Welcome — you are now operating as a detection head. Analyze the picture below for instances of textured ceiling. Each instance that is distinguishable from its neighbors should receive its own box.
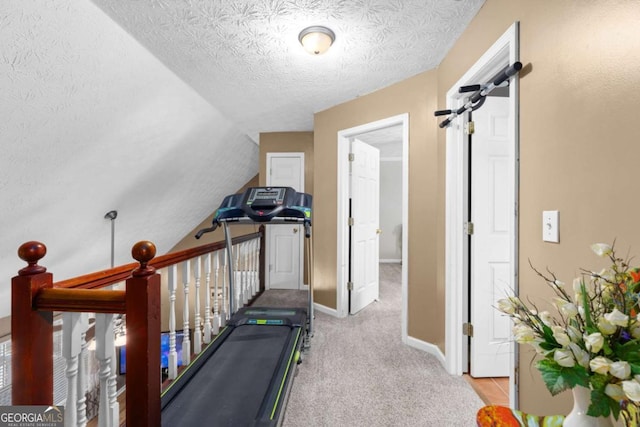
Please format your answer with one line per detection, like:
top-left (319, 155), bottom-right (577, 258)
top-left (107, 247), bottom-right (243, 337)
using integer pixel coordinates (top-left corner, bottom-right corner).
top-left (92, 0), bottom-right (485, 141)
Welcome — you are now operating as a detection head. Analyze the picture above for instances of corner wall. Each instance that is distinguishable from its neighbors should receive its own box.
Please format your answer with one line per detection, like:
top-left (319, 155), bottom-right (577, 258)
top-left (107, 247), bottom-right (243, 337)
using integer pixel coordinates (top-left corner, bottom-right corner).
top-left (437, 0), bottom-right (640, 416)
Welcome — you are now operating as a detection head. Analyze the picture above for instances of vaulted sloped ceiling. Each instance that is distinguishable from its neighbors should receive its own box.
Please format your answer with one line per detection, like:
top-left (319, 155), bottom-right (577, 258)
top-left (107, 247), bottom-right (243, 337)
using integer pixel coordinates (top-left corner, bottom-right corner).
top-left (0, 0), bottom-right (259, 316)
top-left (0, 0), bottom-right (484, 317)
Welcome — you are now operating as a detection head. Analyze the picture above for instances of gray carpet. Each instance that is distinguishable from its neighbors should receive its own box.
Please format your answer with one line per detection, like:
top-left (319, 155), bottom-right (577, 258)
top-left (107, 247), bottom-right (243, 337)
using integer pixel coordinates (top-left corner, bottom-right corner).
top-left (254, 264), bottom-right (484, 426)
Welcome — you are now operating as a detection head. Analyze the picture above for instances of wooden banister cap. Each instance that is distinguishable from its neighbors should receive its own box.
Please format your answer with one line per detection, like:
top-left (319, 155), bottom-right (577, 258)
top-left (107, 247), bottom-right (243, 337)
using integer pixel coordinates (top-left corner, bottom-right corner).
top-left (17, 241), bottom-right (47, 276)
top-left (132, 241), bottom-right (156, 277)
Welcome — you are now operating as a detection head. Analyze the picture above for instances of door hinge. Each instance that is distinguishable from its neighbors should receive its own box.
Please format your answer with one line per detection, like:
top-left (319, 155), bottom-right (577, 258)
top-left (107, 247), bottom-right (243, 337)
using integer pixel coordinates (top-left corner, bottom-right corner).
top-left (348, 153), bottom-right (355, 162)
top-left (463, 322), bottom-right (474, 337)
top-left (347, 281), bottom-right (354, 291)
top-left (465, 121), bottom-right (475, 135)
top-left (465, 222), bottom-right (474, 235)
top-left (348, 217), bottom-right (354, 227)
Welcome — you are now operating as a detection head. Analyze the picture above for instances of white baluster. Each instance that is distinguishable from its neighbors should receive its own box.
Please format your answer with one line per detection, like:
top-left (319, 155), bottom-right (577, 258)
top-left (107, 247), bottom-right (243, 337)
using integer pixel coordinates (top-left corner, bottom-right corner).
top-left (95, 313), bottom-right (114, 427)
top-left (234, 244), bottom-right (242, 311)
top-left (182, 260), bottom-right (192, 365)
top-left (222, 250), bottom-right (228, 320)
top-left (193, 256), bottom-right (202, 354)
top-left (108, 315), bottom-right (120, 427)
top-left (63, 313), bottom-right (82, 427)
top-left (77, 314), bottom-right (89, 427)
top-left (251, 239), bottom-right (258, 297)
top-left (212, 251), bottom-right (221, 334)
top-left (255, 238), bottom-right (261, 294)
top-left (243, 242), bottom-right (249, 305)
top-left (167, 265), bottom-right (178, 380)
top-left (203, 253), bottom-right (213, 343)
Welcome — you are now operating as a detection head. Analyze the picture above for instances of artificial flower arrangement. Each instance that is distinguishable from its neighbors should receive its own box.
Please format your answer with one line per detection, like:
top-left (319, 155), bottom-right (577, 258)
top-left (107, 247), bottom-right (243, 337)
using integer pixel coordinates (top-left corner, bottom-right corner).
top-left (497, 243), bottom-right (640, 421)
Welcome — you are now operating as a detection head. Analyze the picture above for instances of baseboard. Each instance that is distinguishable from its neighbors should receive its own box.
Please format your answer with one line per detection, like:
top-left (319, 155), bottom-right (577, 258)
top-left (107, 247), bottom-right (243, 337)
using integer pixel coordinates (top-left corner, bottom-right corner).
top-left (379, 259), bottom-right (401, 264)
top-left (313, 302), bottom-right (340, 317)
top-left (404, 335), bottom-right (447, 369)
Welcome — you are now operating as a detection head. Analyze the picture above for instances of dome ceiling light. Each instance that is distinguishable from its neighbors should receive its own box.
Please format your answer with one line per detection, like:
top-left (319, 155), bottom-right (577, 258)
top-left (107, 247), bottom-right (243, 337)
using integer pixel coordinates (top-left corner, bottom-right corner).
top-left (298, 26), bottom-right (335, 55)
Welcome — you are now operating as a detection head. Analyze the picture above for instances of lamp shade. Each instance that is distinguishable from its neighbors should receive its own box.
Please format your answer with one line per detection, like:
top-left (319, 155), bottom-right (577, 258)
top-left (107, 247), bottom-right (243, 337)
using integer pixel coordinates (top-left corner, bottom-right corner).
top-left (299, 26), bottom-right (335, 55)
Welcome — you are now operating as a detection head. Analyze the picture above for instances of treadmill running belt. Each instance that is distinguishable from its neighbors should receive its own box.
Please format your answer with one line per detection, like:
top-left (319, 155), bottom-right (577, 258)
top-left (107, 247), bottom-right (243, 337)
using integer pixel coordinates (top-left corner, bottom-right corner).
top-left (161, 325), bottom-right (293, 427)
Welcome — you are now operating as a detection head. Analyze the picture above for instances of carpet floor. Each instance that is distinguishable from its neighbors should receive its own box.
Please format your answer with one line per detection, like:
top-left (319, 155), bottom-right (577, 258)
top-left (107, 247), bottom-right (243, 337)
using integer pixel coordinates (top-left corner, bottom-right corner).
top-left (254, 263), bottom-right (484, 427)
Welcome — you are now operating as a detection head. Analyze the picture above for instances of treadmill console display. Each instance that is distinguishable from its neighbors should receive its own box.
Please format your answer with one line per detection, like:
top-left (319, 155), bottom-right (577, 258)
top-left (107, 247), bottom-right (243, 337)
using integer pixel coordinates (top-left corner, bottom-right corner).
top-left (208, 187), bottom-right (312, 225)
top-left (246, 187), bottom-right (286, 209)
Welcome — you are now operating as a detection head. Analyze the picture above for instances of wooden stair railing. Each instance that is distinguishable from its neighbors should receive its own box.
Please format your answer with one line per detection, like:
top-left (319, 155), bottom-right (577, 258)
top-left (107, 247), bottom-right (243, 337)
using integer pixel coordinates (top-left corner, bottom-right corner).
top-left (11, 226), bottom-right (265, 427)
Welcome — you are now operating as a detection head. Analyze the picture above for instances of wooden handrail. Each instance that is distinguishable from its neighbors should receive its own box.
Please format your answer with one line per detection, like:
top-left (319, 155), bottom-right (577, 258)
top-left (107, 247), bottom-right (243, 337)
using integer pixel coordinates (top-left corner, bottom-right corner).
top-left (35, 288), bottom-right (126, 313)
top-left (54, 230), bottom-right (263, 290)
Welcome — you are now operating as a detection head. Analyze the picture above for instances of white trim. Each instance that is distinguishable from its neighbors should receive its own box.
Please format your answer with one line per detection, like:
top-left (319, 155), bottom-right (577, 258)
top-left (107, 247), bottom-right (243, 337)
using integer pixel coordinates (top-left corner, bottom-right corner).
top-left (266, 152), bottom-right (305, 291)
top-left (336, 113), bottom-right (409, 342)
top-left (405, 336), bottom-right (447, 368)
top-left (313, 302), bottom-right (340, 318)
top-left (444, 22), bottom-right (519, 408)
top-left (379, 259), bottom-right (401, 264)
top-left (380, 157), bottom-right (402, 162)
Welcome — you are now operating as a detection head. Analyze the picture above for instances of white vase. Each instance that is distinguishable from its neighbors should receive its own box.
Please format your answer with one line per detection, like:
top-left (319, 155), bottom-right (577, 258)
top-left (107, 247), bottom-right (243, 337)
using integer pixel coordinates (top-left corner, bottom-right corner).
top-left (564, 386), bottom-right (614, 427)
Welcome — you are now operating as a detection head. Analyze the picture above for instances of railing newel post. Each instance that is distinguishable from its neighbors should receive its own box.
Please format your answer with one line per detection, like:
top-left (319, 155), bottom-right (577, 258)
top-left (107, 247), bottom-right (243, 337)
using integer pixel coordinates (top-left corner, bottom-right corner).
top-left (125, 241), bottom-right (161, 427)
top-left (12, 241), bottom-right (53, 405)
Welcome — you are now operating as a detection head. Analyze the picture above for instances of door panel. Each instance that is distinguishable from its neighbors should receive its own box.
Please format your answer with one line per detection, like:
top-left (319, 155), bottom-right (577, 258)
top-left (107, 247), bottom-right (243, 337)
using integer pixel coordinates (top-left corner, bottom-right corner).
top-left (470, 97), bottom-right (512, 377)
top-left (267, 153), bottom-right (304, 290)
top-left (350, 139), bottom-right (380, 314)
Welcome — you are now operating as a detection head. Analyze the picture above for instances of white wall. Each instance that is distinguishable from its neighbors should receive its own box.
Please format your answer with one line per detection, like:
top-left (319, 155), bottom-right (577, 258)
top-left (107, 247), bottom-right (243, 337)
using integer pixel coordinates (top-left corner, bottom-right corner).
top-left (379, 160), bottom-right (402, 262)
top-left (0, 1), bottom-right (258, 317)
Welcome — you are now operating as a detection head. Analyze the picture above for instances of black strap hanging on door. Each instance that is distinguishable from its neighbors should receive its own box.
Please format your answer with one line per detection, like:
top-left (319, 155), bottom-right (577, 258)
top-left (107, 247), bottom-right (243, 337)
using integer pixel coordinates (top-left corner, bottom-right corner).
top-left (434, 61), bottom-right (522, 128)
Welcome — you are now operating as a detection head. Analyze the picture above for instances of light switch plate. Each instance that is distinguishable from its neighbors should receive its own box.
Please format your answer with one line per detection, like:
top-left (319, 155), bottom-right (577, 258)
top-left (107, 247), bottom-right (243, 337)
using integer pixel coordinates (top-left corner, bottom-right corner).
top-left (542, 210), bottom-right (559, 243)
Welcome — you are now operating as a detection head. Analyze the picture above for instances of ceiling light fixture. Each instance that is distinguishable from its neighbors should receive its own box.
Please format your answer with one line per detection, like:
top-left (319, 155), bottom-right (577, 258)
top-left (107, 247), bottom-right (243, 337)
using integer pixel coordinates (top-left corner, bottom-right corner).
top-left (298, 26), bottom-right (335, 55)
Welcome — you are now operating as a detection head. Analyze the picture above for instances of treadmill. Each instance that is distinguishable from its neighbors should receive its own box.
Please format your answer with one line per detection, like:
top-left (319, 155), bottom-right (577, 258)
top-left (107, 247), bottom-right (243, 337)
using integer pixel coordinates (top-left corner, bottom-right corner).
top-left (161, 187), bottom-right (313, 427)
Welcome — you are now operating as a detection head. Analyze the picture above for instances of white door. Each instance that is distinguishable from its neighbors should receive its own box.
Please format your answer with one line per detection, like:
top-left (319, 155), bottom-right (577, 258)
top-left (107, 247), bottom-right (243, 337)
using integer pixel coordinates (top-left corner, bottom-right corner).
top-left (267, 153), bottom-right (304, 290)
top-left (470, 96), bottom-right (512, 377)
top-left (350, 139), bottom-right (380, 314)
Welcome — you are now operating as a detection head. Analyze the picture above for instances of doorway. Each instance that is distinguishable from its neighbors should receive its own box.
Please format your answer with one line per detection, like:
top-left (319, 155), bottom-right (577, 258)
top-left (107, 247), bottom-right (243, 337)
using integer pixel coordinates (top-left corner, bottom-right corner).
top-left (444, 22), bottom-right (520, 407)
top-left (337, 114), bottom-right (409, 339)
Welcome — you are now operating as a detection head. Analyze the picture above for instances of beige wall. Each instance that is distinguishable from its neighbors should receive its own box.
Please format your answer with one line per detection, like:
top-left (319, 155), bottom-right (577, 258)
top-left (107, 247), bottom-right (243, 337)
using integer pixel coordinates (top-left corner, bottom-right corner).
top-left (311, 0), bottom-right (640, 416)
top-left (437, 0), bottom-right (640, 416)
top-left (313, 71), bottom-right (440, 342)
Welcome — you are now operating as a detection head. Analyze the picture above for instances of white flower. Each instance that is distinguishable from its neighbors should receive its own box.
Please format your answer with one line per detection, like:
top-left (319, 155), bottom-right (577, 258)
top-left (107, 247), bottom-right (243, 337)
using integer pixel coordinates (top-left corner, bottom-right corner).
top-left (567, 325), bottom-right (582, 343)
top-left (554, 279), bottom-right (565, 288)
top-left (605, 383), bottom-right (626, 401)
top-left (573, 277), bottom-right (583, 294)
top-left (513, 324), bottom-right (536, 343)
top-left (591, 243), bottom-right (613, 257)
top-left (631, 323), bottom-right (640, 339)
top-left (610, 361), bottom-right (632, 380)
top-left (590, 356), bottom-right (612, 375)
top-left (622, 379), bottom-right (640, 402)
top-left (584, 332), bottom-right (604, 353)
top-left (538, 311), bottom-right (553, 327)
top-left (554, 348), bottom-right (575, 368)
top-left (605, 308), bottom-right (629, 327)
top-left (497, 298), bottom-right (516, 315)
top-left (551, 326), bottom-right (571, 347)
top-left (560, 303), bottom-right (578, 318)
top-left (597, 317), bottom-right (617, 335)
top-left (569, 343), bottom-right (590, 368)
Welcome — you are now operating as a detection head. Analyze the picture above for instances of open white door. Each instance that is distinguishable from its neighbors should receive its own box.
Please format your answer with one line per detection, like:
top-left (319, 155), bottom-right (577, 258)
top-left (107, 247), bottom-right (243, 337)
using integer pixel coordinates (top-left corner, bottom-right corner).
top-left (350, 139), bottom-right (380, 314)
top-left (267, 153), bottom-right (304, 290)
top-left (470, 96), bottom-right (512, 377)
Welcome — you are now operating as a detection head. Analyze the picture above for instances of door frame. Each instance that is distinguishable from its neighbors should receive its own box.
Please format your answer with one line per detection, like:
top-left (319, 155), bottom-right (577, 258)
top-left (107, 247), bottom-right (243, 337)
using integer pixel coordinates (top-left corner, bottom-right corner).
top-left (444, 22), bottom-right (519, 406)
top-left (336, 114), bottom-right (409, 337)
top-left (265, 152), bottom-right (305, 290)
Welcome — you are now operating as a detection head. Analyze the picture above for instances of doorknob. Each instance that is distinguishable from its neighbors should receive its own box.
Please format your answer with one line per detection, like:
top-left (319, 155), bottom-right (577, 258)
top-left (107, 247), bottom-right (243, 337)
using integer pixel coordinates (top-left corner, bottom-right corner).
top-left (293, 228), bottom-right (298, 234)
top-left (376, 229), bottom-right (382, 234)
